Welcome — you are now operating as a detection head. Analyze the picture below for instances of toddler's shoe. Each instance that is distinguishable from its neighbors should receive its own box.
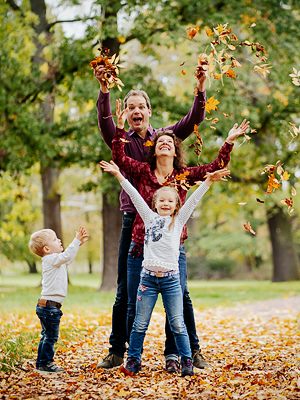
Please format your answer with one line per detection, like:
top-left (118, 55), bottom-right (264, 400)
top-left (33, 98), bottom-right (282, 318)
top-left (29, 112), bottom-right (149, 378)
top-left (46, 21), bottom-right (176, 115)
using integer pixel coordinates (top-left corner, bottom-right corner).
top-left (120, 357), bottom-right (141, 376)
top-left (181, 357), bottom-right (194, 377)
top-left (37, 362), bottom-right (65, 373)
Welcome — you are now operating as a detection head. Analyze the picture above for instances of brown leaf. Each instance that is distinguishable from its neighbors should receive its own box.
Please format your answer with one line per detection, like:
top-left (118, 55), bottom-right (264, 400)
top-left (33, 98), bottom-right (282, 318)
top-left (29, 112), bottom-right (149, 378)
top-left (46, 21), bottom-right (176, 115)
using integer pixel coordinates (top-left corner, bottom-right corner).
top-left (243, 221), bottom-right (256, 235)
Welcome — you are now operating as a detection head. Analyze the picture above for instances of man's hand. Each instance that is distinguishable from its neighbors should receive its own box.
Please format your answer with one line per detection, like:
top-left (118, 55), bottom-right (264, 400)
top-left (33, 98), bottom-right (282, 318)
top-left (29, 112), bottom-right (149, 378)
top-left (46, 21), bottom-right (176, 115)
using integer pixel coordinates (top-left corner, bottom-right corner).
top-left (195, 64), bottom-right (207, 92)
top-left (94, 66), bottom-right (109, 93)
top-left (116, 99), bottom-right (128, 129)
top-left (226, 119), bottom-right (250, 144)
top-left (76, 226), bottom-right (89, 246)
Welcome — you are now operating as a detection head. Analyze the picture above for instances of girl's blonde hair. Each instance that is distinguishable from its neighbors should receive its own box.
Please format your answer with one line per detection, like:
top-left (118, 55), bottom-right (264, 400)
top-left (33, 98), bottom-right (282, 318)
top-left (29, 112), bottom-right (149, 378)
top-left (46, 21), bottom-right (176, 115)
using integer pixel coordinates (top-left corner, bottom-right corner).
top-left (152, 186), bottom-right (181, 230)
top-left (28, 229), bottom-right (54, 257)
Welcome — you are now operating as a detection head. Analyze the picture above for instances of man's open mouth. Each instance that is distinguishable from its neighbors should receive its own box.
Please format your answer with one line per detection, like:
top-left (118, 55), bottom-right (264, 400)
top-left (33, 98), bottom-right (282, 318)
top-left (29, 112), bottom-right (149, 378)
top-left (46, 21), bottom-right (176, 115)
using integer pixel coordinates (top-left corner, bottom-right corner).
top-left (133, 117), bottom-right (143, 123)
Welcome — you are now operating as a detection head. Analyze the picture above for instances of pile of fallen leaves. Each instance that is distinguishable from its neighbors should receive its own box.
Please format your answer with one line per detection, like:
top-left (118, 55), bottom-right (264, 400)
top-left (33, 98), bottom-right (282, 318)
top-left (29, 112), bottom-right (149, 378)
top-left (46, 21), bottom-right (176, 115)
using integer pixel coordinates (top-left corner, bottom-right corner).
top-left (1, 300), bottom-right (299, 399)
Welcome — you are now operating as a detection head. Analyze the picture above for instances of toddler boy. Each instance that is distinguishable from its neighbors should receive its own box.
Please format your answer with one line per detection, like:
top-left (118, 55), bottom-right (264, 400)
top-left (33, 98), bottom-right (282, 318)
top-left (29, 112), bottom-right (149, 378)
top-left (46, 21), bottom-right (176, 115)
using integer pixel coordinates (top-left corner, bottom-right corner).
top-left (29, 227), bottom-right (88, 373)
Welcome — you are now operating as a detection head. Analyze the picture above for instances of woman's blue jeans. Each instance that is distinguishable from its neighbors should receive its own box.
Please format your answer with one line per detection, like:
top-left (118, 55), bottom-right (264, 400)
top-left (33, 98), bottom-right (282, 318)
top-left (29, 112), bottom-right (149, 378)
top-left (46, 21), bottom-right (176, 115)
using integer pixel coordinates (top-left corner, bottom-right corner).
top-left (36, 305), bottom-right (63, 368)
top-left (127, 241), bottom-right (200, 357)
top-left (128, 272), bottom-right (191, 361)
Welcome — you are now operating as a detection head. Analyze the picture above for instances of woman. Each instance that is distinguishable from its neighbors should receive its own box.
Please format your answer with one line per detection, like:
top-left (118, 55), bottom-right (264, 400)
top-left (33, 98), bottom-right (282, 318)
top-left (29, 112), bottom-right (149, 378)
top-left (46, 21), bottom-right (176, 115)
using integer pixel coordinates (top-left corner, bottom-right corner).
top-left (112, 99), bottom-right (249, 372)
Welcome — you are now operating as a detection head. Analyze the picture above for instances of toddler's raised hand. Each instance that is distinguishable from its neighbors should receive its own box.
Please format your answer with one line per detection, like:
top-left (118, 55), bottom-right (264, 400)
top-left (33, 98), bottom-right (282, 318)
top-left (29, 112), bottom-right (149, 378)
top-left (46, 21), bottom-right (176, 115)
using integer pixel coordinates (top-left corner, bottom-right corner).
top-left (76, 226), bottom-right (89, 245)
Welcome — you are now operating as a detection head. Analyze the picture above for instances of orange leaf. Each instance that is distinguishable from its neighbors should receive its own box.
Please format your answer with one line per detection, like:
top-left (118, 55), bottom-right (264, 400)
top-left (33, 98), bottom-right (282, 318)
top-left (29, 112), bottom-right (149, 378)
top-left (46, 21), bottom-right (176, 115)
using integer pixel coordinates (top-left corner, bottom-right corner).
top-left (187, 26), bottom-right (200, 39)
top-left (266, 174), bottom-right (281, 194)
top-left (205, 27), bottom-right (214, 37)
top-left (144, 140), bottom-right (154, 147)
top-left (243, 221), bottom-right (256, 236)
top-left (225, 69), bottom-right (236, 79)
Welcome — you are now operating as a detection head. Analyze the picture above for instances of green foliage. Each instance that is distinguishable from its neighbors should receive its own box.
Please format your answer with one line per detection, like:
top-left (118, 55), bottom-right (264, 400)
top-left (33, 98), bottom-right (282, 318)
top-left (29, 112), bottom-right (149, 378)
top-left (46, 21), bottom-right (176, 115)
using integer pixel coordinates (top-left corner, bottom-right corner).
top-left (0, 170), bottom-right (40, 266)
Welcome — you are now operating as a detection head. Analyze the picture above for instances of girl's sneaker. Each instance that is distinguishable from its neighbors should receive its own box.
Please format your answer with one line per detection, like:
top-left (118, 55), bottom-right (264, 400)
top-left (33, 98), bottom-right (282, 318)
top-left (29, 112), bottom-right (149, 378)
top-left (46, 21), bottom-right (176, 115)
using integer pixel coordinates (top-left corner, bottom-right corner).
top-left (181, 357), bottom-right (194, 377)
top-left (120, 358), bottom-right (141, 376)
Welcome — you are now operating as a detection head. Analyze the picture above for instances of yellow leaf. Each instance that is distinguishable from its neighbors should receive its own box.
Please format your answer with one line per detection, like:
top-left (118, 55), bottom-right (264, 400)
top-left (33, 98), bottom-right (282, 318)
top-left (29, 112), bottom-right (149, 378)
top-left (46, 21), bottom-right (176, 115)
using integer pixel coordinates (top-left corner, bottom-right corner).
top-left (205, 96), bottom-right (220, 113)
top-left (205, 27), bottom-right (214, 37)
top-left (281, 171), bottom-right (290, 181)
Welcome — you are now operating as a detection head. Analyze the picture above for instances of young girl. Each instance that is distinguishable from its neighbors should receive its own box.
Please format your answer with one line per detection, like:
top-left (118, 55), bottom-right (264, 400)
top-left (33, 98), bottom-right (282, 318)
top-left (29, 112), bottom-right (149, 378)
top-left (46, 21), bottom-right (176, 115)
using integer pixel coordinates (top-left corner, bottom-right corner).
top-left (100, 159), bottom-right (230, 377)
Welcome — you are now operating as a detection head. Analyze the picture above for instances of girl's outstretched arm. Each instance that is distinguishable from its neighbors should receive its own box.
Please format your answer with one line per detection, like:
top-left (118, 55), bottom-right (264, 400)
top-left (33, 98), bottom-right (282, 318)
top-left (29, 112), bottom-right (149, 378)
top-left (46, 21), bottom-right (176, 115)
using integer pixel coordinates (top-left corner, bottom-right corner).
top-left (99, 160), bottom-right (153, 223)
top-left (99, 160), bottom-right (125, 183)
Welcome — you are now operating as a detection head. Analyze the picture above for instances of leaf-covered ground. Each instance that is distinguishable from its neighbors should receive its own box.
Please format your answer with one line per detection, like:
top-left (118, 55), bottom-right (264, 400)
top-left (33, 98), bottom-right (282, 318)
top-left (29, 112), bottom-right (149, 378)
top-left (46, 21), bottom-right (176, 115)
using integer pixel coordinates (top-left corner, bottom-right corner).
top-left (1, 297), bottom-right (299, 399)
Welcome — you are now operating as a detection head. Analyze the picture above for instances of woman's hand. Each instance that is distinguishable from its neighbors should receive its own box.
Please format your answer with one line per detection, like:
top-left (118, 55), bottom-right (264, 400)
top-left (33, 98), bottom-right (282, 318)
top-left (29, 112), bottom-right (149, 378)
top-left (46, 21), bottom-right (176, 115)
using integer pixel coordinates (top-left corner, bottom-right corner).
top-left (205, 168), bottom-right (231, 185)
top-left (116, 99), bottom-right (128, 129)
top-left (226, 119), bottom-right (250, 144)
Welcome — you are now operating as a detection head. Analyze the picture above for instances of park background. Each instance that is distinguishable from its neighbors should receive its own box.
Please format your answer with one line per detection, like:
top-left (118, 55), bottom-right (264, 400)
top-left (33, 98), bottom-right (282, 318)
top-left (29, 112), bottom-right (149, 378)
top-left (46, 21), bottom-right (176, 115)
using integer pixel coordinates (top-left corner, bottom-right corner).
top-left (0, 0), bottom-right (299, 399)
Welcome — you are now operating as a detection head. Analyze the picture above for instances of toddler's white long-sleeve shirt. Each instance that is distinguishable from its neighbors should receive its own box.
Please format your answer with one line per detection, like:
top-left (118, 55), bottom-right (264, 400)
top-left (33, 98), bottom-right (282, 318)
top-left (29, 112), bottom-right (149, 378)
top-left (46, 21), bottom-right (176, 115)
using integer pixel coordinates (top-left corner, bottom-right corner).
top-left (40, 238), bottom-right (81, 303)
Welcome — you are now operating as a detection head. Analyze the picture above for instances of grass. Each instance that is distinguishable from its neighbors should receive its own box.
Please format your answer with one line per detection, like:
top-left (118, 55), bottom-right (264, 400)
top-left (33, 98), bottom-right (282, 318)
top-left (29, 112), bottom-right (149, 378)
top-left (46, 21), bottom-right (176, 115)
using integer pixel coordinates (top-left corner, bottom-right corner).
top-left (0, 272), bottom-right (299, 371)
top-left (0, 272), bottom-right (299, 313)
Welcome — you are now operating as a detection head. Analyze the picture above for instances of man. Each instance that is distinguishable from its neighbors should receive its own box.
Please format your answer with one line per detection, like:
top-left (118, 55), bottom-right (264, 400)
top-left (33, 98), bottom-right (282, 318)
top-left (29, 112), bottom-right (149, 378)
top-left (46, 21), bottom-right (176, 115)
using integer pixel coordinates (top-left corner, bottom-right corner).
top-left (95, 61), bottom-right (208, 372)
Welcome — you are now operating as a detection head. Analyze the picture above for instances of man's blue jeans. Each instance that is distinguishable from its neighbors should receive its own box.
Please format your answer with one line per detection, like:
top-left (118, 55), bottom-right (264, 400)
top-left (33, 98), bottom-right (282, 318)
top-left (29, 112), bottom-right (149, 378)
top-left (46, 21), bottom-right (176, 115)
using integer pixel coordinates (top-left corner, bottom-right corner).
top-left (127, 241), bottom-right (200, 357)
top-left (36, 305), bottom-right (63, 368)
top-left (128, 272), bottom-right (192, 361)
top-left (108, 212), bottom-right (136, 357)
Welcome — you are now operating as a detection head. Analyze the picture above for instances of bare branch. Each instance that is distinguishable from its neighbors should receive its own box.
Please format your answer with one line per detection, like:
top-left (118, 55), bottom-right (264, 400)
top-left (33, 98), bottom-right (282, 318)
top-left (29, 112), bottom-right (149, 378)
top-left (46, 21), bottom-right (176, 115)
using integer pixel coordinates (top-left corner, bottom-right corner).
top-left (47, 16), bottom-right (98, 30)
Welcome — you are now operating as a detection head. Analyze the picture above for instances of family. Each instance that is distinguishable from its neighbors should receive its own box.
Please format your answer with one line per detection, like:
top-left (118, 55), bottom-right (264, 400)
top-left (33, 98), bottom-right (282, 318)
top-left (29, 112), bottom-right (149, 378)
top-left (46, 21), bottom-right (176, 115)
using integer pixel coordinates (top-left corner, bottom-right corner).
top-left (29, 59), bottom-right (249, 376)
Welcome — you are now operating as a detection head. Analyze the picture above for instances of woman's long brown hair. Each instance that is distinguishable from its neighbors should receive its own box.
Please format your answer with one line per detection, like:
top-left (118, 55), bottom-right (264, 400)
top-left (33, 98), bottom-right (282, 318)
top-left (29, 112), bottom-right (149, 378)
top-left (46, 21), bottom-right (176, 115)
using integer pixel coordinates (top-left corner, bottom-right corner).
top-left (147, 130), bottom-right (186, 171)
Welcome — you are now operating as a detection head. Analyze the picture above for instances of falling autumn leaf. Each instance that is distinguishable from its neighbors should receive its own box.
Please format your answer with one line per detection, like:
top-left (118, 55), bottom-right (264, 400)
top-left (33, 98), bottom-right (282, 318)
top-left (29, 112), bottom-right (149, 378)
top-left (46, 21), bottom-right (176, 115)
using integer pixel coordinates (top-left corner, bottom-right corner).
top-left (289, 67), bottom-right (300, 86)
top-left (175, 171), bottom-right (190, 181)
top-left (189, 124), bottom-right (203, 157)
top-left (281, 171), bottom-right (290, 181)
top-left (266, 174), bottom-right (281, 194)
top-left (187, 26), bottom-right (200, 39)
top-left (253, 63), bottom-right (272, 78)
top-left (205, 96), bottom-right (220, 113)
top-left (225, 69), bottom-right (236, 78)
top-left (288, 122), bottom-right (299, 139)
top-left (205, 27), bottom-right (214, 37)
top-left (144, 140), bottom-right (154, 147)
top-left (243, 221), bottom-right (256, 235)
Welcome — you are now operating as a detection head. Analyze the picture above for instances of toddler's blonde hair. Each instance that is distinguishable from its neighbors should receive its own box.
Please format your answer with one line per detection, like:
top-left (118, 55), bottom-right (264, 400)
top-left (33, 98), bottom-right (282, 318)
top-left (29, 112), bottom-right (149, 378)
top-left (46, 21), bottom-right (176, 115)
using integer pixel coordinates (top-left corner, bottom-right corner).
top-left (29, 229), bottom-right (54, 257)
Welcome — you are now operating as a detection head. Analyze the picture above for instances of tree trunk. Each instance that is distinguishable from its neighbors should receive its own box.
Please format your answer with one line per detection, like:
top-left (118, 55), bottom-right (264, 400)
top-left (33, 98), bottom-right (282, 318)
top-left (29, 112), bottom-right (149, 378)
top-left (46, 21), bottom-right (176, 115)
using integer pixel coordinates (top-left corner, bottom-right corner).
top-left (99, 8), bottom-right (122, 290)
top-left (29, 0), bottom-right (63, 243)
top-left (100, 194), bottom-right (121, 290)
top-left (26, 258), bottom-right (38, 274)
top-left (267, 206), bottom-right (300, 281)
top-left (41, 165), bottom-right (62, 239)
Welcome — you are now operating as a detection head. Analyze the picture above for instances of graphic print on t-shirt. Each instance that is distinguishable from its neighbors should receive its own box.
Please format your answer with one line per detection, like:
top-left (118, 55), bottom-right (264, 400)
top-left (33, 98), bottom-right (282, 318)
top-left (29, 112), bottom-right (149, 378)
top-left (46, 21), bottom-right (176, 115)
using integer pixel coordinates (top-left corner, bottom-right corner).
top-left (145, 218), bottom-right (166, 245)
